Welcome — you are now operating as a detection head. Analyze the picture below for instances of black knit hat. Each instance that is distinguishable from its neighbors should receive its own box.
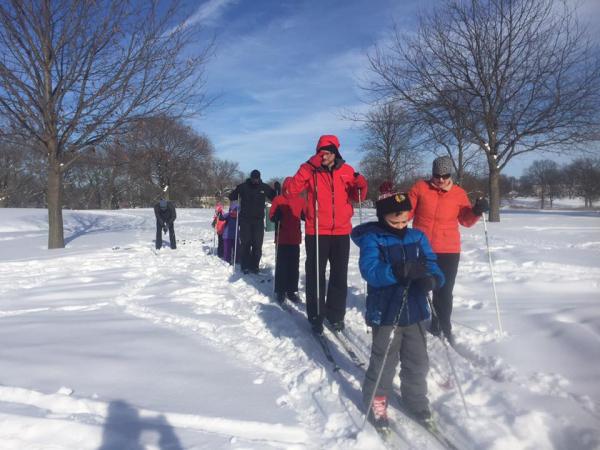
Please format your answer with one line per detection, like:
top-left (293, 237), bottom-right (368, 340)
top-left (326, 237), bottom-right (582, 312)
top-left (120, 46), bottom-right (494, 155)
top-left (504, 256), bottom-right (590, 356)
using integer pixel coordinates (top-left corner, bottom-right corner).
top-left (376, 192), bottom-right (412, 217)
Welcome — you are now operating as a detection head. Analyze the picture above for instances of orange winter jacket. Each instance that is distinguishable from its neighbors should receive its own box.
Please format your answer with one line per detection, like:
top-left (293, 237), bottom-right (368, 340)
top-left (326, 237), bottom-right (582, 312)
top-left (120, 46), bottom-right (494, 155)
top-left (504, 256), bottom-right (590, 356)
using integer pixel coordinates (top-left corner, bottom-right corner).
top-left (408, 179), bottom-right (480, 253)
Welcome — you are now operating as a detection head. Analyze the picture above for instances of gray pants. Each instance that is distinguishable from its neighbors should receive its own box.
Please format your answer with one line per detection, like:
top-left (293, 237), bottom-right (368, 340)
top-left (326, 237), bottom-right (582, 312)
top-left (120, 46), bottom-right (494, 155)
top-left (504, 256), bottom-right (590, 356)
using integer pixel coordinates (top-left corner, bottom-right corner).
top-left (362, 322), bottom-right (429, 414)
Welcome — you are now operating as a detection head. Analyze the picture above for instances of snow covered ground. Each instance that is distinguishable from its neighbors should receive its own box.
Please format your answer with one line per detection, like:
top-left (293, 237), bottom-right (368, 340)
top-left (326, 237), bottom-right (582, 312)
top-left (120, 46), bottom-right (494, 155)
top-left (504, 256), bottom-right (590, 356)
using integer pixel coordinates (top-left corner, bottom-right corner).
top-left (0, 204), bottom-right (598, 449)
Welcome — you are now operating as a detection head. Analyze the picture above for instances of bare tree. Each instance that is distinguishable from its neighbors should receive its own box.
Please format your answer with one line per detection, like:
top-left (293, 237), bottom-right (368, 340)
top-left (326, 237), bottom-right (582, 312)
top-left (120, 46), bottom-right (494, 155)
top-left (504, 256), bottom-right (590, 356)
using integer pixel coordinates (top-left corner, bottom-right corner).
top-left (61, 141), bottom-right (130, 209)
top-left (369, 0), bottom-right (600, 220)
top-left (124, 115), bottom-right (213, 205)
top-left (523, 159), bottom-right (561, 208)
top-left (418, 89), bottom-right (484, 185)
top-left (357, 102), bottom-right (421, 196)
top-left (0, 137), bottom-right (46, 207)
top-left (0, 0), bottom-right (212, 247)
top-left (564, 157), bottom-right (600, 207)
top-left (210, 159), bottom-right (242, 198)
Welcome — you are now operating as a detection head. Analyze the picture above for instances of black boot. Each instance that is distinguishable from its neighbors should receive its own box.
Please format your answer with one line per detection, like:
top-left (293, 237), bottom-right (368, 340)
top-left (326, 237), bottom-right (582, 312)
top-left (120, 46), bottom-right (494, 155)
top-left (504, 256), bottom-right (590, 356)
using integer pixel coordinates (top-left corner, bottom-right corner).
top-left (286, 292), bottom-right (301, 303)
top-left (327, 319), bottom-right (345, 332)
top-left (276, 292), bottom-right (285, 305)
top-left (310, 318), bottom-right (324, 335)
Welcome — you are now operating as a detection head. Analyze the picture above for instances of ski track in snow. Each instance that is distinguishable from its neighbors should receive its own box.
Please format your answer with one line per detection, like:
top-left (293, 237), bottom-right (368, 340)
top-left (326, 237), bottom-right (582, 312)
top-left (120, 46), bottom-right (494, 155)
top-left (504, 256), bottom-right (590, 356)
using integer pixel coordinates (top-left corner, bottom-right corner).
top-left (1, 207), bottom-right (599, 449)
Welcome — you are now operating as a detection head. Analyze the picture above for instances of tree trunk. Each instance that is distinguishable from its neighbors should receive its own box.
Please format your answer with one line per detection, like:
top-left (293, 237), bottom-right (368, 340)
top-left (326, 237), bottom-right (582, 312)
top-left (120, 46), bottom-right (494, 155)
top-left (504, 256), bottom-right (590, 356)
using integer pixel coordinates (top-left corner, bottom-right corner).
top-left (541, 191), bottom-right (545, 209)
top-left (104, 168), bottom-right (116, 209)
top-left (47, 153), bottom-right (65, 249)
top-left (488, 165), bottom-right (501, 222)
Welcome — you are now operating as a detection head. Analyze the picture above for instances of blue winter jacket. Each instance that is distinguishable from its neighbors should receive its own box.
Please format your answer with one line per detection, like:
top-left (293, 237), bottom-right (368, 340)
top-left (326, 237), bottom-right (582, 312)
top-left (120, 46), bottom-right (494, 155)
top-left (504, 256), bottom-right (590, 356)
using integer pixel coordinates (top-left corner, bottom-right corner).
top-left (351, 222), bottom-right (445, 327)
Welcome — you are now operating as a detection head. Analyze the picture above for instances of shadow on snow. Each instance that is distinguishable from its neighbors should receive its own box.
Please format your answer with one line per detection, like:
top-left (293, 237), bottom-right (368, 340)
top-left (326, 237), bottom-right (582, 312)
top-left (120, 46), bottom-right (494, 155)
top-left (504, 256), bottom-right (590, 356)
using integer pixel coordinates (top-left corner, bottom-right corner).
top-left (98, 400), bottom-right (183, 450)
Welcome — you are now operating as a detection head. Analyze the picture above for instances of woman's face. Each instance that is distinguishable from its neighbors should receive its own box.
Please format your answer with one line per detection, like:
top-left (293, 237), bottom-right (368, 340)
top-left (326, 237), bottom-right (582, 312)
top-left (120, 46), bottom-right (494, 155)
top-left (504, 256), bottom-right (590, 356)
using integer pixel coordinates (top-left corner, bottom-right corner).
top-left (384, 211), bottom-right (409, 230)
top-left (431, 173), bottom-right (453, 190)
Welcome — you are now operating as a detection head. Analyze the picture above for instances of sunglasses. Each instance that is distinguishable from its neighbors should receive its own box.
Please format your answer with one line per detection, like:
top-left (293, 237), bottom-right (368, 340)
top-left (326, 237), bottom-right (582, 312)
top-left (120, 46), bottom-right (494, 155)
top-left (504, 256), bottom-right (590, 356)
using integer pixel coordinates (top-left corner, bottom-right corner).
top-left (433, 173), bottom-right (451, 180)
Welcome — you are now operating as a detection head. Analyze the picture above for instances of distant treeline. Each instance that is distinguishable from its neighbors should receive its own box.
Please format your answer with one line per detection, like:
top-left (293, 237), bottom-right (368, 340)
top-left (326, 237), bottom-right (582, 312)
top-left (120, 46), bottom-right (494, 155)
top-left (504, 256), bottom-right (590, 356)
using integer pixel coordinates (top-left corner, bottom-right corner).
top-left (0, 116), bottom-right (243, 209)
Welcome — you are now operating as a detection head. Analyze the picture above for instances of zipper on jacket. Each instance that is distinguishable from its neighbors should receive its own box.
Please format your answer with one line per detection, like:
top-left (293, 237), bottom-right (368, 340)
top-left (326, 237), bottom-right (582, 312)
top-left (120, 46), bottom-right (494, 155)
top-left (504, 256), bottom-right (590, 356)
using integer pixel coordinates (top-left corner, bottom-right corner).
top-left (432, 187), bottom-right (441, 240)
top-left (330, 171), bottom-right (335, 232)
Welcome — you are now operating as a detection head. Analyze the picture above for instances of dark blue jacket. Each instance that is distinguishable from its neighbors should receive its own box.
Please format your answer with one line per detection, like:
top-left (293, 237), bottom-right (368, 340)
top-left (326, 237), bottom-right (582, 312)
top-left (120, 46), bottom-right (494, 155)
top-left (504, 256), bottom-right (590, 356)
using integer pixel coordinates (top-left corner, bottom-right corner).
top-left (351, 222), bottom-right (445, 327)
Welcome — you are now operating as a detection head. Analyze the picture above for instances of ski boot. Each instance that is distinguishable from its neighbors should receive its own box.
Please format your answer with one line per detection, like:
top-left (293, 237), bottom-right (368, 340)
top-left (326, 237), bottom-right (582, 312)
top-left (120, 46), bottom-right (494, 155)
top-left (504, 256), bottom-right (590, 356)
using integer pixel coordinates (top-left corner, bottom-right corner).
top-left (276, 292), bottom-right (285, 305)
top-left (444, 331), bottom-right (456, 347)
top-left (286, 292), bottom-right (301, 303)
top-left (310, 319), bottom-right (324, 336)
top-left (368, 396), bottom-right (390, 435)
top-left (327, 319), bottom-right (345, 332)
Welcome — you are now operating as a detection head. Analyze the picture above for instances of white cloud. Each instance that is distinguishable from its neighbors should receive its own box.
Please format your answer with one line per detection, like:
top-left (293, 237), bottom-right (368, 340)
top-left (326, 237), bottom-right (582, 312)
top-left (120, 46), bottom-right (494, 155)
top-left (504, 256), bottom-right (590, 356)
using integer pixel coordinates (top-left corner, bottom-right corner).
top-left (183, 0), bottom-right (237, 28)
top-left (200, 103), bottom-right (371, 180)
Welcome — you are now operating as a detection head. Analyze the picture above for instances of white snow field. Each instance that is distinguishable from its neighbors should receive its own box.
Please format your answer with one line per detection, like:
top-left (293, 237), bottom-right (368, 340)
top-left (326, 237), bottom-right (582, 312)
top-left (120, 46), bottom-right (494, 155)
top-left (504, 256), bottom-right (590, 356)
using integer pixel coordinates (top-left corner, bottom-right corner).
top-left (0, 205), bottom-right (599, 450)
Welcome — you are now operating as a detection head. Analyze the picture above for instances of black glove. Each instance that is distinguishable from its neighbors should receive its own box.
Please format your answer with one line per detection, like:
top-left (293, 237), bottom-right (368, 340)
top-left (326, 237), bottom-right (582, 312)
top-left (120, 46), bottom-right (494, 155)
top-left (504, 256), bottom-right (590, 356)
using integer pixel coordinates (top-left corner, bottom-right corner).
top-left (392, 261), bottom-right (428, 283)
top-left (473, 197), bottom-right (489, 216)
top-left (271, 208), bottom-right (282, 223)
top-left (415, 276), bottom-right (437, 292)
top-left (162, 225), bottom-right (168, 233)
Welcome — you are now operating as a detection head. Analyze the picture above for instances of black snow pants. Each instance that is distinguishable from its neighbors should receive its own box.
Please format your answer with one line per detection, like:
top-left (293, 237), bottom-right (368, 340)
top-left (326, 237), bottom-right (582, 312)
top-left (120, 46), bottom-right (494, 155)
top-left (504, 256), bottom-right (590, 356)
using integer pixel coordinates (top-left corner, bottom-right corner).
top-left (430, 253), bottom-right (460, 337)
top-left (156, 221), bottom-right (176, 249)
top-left (304, 234), bottom-right (350, 326)
top-left (217, 234), bottom-right (224, 258)
top-left (274, 244), bottom-right (300, 295)
top-left (239, 219), bottom-right (264, 272)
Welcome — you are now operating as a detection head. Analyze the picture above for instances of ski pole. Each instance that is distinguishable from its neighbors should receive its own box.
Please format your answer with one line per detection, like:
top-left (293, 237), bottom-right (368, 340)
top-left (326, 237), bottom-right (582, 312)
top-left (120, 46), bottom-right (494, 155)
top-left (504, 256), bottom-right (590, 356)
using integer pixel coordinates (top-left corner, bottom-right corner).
top-left (481, 212), bottom-right (503, 336)
top-left (213, 210), bottom-right (218, 256)
top-left (233, 195), bottom-right (240, 271)
top-left (357, 187), bottom-right (366, 297)
top-left (358, 188), bottom-right (363, 223)
top-left (271, 183), bottom-right (282, 292)
top-left (273, 217), bottom-right (280, 295)
top-left (427, 294), bottom-right (470, 418)
top-left (361, 284), bottom-right (410, 431)
top-left (314, 171), bottom-right (320, 320)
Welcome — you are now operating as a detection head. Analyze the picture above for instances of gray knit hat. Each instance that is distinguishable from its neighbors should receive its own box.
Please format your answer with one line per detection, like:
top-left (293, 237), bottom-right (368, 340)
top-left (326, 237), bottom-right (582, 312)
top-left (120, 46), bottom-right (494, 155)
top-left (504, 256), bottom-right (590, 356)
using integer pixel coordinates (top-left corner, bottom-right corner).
top-left (432, 156), bottom-right (453, 176)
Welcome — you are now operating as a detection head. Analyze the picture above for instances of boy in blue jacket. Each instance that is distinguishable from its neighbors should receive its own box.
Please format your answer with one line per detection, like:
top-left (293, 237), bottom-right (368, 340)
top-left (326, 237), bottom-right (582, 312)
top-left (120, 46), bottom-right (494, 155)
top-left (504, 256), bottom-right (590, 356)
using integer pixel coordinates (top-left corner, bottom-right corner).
top-left (351, 185), bottom-right (445, 431)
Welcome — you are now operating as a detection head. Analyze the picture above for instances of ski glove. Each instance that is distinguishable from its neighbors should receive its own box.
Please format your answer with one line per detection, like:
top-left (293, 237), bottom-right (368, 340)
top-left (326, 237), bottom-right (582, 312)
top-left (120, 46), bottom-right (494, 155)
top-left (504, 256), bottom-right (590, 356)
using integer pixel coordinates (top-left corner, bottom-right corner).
top-left (415, 276), bottom-right (437, 293)
top-left (473, 197), bottom-right (489, 216)
top-left (270, 208), bottom-right (282, 223)
top-left (307, 152), bottom-right (324, 169)
top-left (353, 172), bottom-right (368, 190)
top-left (392, 261), bottom-right (428, 283)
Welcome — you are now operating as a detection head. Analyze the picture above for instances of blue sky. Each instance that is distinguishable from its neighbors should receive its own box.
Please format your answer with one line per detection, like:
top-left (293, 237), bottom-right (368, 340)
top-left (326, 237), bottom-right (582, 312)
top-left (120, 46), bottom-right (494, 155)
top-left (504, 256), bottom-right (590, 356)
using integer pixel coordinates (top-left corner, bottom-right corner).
top-left (188, 0), bottom-right (600, 182)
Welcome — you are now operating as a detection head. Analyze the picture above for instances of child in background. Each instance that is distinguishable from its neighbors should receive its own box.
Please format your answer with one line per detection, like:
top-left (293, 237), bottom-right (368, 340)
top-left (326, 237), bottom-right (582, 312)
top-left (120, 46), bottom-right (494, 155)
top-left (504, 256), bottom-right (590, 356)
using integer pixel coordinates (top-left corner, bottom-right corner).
top-left (350, 184), bottom-right (445, 432)
top-left (221, 203), bottom-right (240, 265)
top-left (211, 203), bottom-right (226, 258)
top-left (269, 177), bottom-right (306, 304)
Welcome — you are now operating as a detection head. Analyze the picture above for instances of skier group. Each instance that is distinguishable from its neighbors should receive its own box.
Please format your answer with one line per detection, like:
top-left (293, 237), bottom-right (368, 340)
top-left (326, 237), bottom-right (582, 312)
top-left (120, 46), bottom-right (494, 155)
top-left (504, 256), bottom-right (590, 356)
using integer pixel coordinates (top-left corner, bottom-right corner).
top-left (168, 134), bottom-right (489, 432)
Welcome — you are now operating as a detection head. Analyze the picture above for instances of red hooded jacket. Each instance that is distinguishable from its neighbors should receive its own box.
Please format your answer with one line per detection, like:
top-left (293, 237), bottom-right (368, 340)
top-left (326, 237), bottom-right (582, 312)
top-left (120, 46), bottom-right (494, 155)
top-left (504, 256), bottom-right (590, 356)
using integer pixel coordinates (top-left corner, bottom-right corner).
top-left (408, 179), bottom-right (480, 253)
top-left (287, 135), bottom-right (367, 236)
top-left (269, 177), bottom-right (306, 245)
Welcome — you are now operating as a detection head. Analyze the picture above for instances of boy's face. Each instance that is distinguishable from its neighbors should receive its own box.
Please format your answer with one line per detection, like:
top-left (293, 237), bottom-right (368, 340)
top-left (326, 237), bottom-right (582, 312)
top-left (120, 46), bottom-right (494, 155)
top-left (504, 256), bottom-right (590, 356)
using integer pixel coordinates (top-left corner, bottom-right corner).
top-left (384, 211), bottom-right (409, 229)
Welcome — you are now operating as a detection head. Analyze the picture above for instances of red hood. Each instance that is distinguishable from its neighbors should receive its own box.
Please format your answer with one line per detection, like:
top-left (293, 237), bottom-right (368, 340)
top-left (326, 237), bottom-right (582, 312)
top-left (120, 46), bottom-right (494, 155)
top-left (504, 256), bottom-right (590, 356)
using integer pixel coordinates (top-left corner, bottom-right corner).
top-left (316, 135), bottom-right (341, 158)
top-left (282, 177), bottom-right (294, 197)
